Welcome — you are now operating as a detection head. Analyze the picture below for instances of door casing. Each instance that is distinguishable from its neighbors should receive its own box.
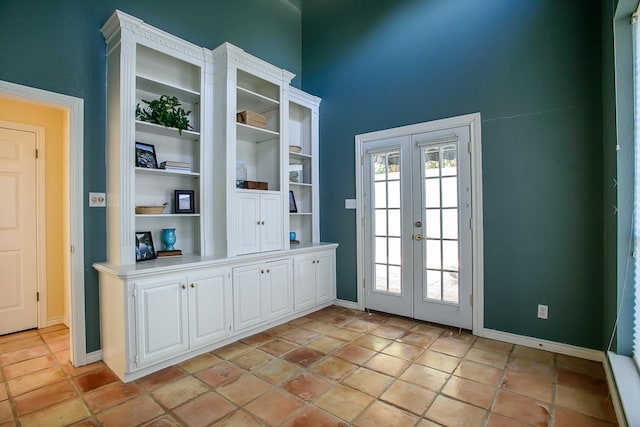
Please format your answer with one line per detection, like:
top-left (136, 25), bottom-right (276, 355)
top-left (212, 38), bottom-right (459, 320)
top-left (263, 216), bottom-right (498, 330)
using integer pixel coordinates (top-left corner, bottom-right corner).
top-left (355, 113), bottom-right (484, 335)
top-left (0, 80), bottom-right (91, 366)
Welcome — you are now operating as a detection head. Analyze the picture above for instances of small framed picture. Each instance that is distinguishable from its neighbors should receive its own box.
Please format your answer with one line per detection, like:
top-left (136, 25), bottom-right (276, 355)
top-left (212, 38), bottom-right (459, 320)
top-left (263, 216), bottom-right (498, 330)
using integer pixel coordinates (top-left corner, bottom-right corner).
top-left (135, 231), bottom-right (156, 262)
top-left (135, 142), bottom-right (158, 169)
top-left (174, 190), bottom-right (195, 213)
top-left (289, 190), bottom-right (298, 213)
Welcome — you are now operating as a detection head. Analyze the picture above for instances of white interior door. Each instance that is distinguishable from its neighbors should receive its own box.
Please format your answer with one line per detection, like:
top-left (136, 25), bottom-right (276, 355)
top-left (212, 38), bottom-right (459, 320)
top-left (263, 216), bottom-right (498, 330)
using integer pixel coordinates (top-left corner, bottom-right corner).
top-left (363, 125), bottom-right (473, 329)
top-left (0, 125), bottom-right (38, 335)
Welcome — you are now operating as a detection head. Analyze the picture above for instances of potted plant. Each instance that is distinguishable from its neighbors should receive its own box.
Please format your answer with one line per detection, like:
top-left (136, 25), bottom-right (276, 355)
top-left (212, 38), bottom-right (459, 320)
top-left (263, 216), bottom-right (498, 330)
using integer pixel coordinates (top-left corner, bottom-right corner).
top-left (135, 95), bottom-right (193, 134)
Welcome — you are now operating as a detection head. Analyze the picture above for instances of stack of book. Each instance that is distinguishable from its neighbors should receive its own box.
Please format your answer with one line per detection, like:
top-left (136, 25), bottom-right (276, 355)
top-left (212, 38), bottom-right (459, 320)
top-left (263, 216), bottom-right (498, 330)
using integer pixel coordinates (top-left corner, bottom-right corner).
top-left (157, 249), bottom-right (182, 258)
top-left (160, 161), bottom-right (191, 172)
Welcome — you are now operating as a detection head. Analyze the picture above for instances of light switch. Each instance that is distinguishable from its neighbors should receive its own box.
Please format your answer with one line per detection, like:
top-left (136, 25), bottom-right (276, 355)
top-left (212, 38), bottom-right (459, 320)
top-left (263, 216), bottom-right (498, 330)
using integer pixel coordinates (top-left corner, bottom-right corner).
top-left (345, 199), bottom-right (356, 209)
top-left (89, 192), bottom-right (106, 207)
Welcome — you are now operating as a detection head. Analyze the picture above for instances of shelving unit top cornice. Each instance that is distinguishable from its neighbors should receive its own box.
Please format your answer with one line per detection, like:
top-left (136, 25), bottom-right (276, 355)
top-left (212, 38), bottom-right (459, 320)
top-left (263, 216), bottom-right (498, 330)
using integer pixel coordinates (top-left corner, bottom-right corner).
top-left (135, 121), bottom-right (200, 140)
top-left (102, 10), bottom-right (206, 64)
top-left (136, 75), bottom-right (200, 104)
top-left (236, 123), bottom-right (279, 143)
top-left (135, 167), bottom-right (199, 178)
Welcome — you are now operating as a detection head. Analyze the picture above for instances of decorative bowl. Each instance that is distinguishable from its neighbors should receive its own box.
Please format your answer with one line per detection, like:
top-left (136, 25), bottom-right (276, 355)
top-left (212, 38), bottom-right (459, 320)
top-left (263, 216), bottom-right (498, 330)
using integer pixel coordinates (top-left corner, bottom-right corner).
top-left (289, 145), bottom-right (302, 153)
top-left (135, 203), bottom-right (167, 214)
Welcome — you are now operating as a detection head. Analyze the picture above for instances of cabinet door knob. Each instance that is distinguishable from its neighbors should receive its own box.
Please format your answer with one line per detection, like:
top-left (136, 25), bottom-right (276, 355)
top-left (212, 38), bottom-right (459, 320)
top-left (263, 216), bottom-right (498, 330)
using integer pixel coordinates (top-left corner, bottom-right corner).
top-left (191, 283), bottom-right (195, 288)
top-left (261, 269), bottom-right (265, 274)
top-left (181, 284), bottom-right (186, 289)
top-left (257, 221), bottom-right (261, 225)
top-left (312, 260), bottom-right (316, 264)
top-left (261, 221), bottom-right (265, 225)
top-left (266, 269), bottom-right (270, 273)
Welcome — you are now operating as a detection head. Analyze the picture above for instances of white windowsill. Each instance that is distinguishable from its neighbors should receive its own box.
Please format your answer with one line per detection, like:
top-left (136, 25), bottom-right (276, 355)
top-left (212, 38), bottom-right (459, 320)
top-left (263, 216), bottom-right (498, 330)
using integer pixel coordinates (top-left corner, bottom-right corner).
top-left (608, 352), bottom-right (640, 426)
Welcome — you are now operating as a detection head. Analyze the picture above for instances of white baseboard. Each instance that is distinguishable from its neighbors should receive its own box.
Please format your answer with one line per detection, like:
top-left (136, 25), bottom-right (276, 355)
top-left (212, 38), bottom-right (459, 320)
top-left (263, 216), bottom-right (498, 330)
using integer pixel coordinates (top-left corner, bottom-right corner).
top-left (42, 316), bottom-right (65, 328)
top-left (83, 350), bottom-right (103, 365)
top-left (480, 328), bottom-right (603, 361)
top-left (333, 299), bottom-right (359, 310)
top-left (603, 352), bottom-right (627, 427)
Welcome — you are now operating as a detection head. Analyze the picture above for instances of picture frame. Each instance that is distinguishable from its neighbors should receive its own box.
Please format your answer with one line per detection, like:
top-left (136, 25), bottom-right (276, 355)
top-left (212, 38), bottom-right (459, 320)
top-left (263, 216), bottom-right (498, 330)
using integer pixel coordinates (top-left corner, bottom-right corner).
top-left (135, 142), bottom-right (158, 169)
top-left (135, 231), bottom-right (156, 262)
top-left (174, 190), bottom-right (195, 213)
top-left (289, 190), bottom-right (298, 213)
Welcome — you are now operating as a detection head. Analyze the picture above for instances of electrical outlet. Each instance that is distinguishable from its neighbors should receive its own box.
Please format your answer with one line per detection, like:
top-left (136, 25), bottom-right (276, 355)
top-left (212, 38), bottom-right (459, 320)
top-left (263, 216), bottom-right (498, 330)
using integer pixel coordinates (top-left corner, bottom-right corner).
top-left (537, 304), bottom-right (548, 319)
top-left (89, 192), bottom-right (106, 207)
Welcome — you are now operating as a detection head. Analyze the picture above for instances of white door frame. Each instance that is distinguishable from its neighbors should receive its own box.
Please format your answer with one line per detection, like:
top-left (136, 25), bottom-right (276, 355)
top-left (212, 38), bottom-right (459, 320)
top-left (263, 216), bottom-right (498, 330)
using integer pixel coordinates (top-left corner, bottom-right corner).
top-left (0, 80), bottom-right (91, 365)
top-left (355, 113), bottom-right (484, 335)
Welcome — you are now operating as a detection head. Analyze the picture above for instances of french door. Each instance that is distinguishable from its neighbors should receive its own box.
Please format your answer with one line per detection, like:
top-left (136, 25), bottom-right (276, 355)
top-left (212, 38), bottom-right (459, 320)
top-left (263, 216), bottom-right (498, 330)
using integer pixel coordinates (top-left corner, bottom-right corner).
top-left (363, 125), bottom-right (473, 329)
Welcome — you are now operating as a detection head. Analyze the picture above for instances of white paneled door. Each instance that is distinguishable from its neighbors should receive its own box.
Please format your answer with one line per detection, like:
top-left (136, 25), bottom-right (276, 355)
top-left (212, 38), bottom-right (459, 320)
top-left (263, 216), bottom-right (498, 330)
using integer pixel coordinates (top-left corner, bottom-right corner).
top-left (363, 125), bottom-right (473, 329)
top-left (0, 125), bottom-right (38, 335)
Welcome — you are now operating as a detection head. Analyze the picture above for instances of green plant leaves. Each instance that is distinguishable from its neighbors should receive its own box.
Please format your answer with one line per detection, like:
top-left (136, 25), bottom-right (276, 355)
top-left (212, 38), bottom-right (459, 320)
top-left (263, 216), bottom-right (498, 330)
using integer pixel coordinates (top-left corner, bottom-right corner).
top-left (135, 95), bottom-right (193, 134)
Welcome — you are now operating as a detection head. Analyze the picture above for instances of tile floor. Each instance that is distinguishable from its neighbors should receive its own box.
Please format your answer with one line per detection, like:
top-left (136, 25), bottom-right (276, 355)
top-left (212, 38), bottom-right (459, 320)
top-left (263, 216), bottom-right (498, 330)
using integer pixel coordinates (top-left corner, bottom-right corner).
top-left (0, 305), bottom-right (618, 426)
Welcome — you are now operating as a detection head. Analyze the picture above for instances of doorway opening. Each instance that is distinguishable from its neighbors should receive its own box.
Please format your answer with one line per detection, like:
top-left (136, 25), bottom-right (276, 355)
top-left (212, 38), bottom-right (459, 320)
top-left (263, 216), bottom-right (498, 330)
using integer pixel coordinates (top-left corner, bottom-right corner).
top-left (355, 113), bottom-right (484, 335)
top-left (0, 80), bottom-right (89, 366)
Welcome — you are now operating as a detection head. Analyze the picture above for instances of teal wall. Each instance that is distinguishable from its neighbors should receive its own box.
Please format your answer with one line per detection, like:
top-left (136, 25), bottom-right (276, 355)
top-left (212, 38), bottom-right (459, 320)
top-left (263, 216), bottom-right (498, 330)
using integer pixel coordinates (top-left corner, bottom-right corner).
top-left (0, 0), bottom-right (302, 352)
top-left (302, 0), bottom-right (605, 348)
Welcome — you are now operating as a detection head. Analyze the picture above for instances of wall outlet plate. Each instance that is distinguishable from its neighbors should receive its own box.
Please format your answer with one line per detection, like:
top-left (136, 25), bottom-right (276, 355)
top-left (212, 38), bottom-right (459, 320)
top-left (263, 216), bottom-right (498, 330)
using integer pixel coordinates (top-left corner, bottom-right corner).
top-left (537, 304), bottom-right (548, 319)
top-left (89, 192), bottom-right (106, 207)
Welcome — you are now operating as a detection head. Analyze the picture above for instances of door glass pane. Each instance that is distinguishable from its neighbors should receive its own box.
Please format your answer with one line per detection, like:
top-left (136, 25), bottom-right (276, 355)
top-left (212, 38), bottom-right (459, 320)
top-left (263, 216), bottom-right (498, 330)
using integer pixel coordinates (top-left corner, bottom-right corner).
top-left (375, 182), bottom-right (387, 208)
top-left (388, 181), bottom-right (400, 208)
top-left (388, 238), bottom-right (401, 265)
top-left (375, 265), bottom-right (388, 291)
top-left (426, 269), bottom-right (441, 300)
top-left (388, 209), bottom-right (401, 236)
top-left (425, 179), bottom-right (440, 208)
top-left (441, 177), bottom-right (457, 208)
top-left (388, 266), bottom-right (402, 294)
top-left (442, 240), bottom-right (458, 271)
top-left (374, 154), bottom-right (387, 181)
top-left (425, 239), bottom-right (441, 269)
top-left (370, 150), bottom-right (401, 295)
top-left (424, 148), bottom-right (440, 178)
top-left (425, 209), bottom-right (441, 239)
top-left (375, 237), bottom-right (387, 264)
top-left (375, 210), bottom-right (387, 236)
top-left (441, 145), bottom-right (457, 176)
top-left (442, 208), bottom-right (458, 240)
top-left (443, 271), bottom-right (459, 303)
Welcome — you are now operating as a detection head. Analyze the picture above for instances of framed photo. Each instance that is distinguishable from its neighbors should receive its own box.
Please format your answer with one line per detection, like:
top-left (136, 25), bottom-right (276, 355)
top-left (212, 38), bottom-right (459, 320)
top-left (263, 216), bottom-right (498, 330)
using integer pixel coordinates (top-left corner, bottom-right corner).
top-left (289, 190), bottom-right (298, 213)
top-left (174, 190), bottom-right (195, 213)
top-left (135, 231), bottom-right (156, 262)
top-left (135, 142), bottom-right (158, 169)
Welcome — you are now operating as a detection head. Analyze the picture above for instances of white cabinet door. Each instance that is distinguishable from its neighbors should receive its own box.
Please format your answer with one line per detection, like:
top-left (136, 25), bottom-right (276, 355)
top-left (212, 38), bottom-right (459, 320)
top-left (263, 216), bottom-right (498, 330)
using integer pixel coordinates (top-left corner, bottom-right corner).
top-left (233, 265), bottom-right (265, 331)
top-left (267, 259), bottom-right (293, 320)
top-left (260, 193), bottom-right (283, 252)
top-left (134, 274), bottom-right (189, 367)
top-left (188, 268), bottom-right (232, 349)
top-left (315, 251), bottom-right (336, 304)
top-left (235, 193), bottom-right (261, 255)
top-left (293, 254), bottom-right (316, 311)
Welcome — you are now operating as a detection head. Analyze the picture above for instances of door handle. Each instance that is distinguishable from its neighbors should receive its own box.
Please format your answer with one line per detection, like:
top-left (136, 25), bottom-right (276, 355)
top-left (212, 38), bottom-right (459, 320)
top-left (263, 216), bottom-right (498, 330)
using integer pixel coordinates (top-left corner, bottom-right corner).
top-left (414, 234), bottom-right (424, 241)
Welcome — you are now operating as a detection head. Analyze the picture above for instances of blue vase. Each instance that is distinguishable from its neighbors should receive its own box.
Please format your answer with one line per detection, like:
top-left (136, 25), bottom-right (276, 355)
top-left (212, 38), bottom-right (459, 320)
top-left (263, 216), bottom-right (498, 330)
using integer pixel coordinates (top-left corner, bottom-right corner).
top-left (161, 228), bottom-right (177, 251)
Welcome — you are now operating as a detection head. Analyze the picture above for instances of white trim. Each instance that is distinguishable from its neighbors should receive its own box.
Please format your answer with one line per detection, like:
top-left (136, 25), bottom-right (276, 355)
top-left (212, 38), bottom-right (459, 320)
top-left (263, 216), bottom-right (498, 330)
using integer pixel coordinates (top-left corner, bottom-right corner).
top-left (84, 349), bottom-right (104, 365)
top-left (0, 80), bottom-right (87, 366)
top-left (354, 113), bottom-right (484, 334)
top-left (604, 352), bottom-right (628, 427)
top-left (480, 328), bottom-right (603, 361)
top-left (43, 316), bottom-right (65, 328)
top-left (332, 299), bottom-right (359, 310)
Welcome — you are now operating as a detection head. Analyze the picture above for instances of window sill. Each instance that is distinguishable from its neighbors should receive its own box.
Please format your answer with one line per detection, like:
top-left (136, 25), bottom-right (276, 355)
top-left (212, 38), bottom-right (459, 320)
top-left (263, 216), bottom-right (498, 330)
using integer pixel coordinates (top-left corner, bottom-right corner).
top-left (607, 351), bottom-right (640, 426)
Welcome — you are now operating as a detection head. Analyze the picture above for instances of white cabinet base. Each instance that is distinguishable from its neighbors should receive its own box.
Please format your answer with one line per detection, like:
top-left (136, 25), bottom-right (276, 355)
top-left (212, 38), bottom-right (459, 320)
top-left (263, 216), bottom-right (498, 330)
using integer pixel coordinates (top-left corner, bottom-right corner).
top-left (95, 243), bottom-right (337, 382)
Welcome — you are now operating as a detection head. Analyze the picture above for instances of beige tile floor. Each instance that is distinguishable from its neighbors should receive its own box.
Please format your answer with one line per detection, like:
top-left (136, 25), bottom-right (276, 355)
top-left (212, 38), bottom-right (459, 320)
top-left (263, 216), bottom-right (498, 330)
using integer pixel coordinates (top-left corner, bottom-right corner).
top-left (0, 305), bottom-right (618, 426)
